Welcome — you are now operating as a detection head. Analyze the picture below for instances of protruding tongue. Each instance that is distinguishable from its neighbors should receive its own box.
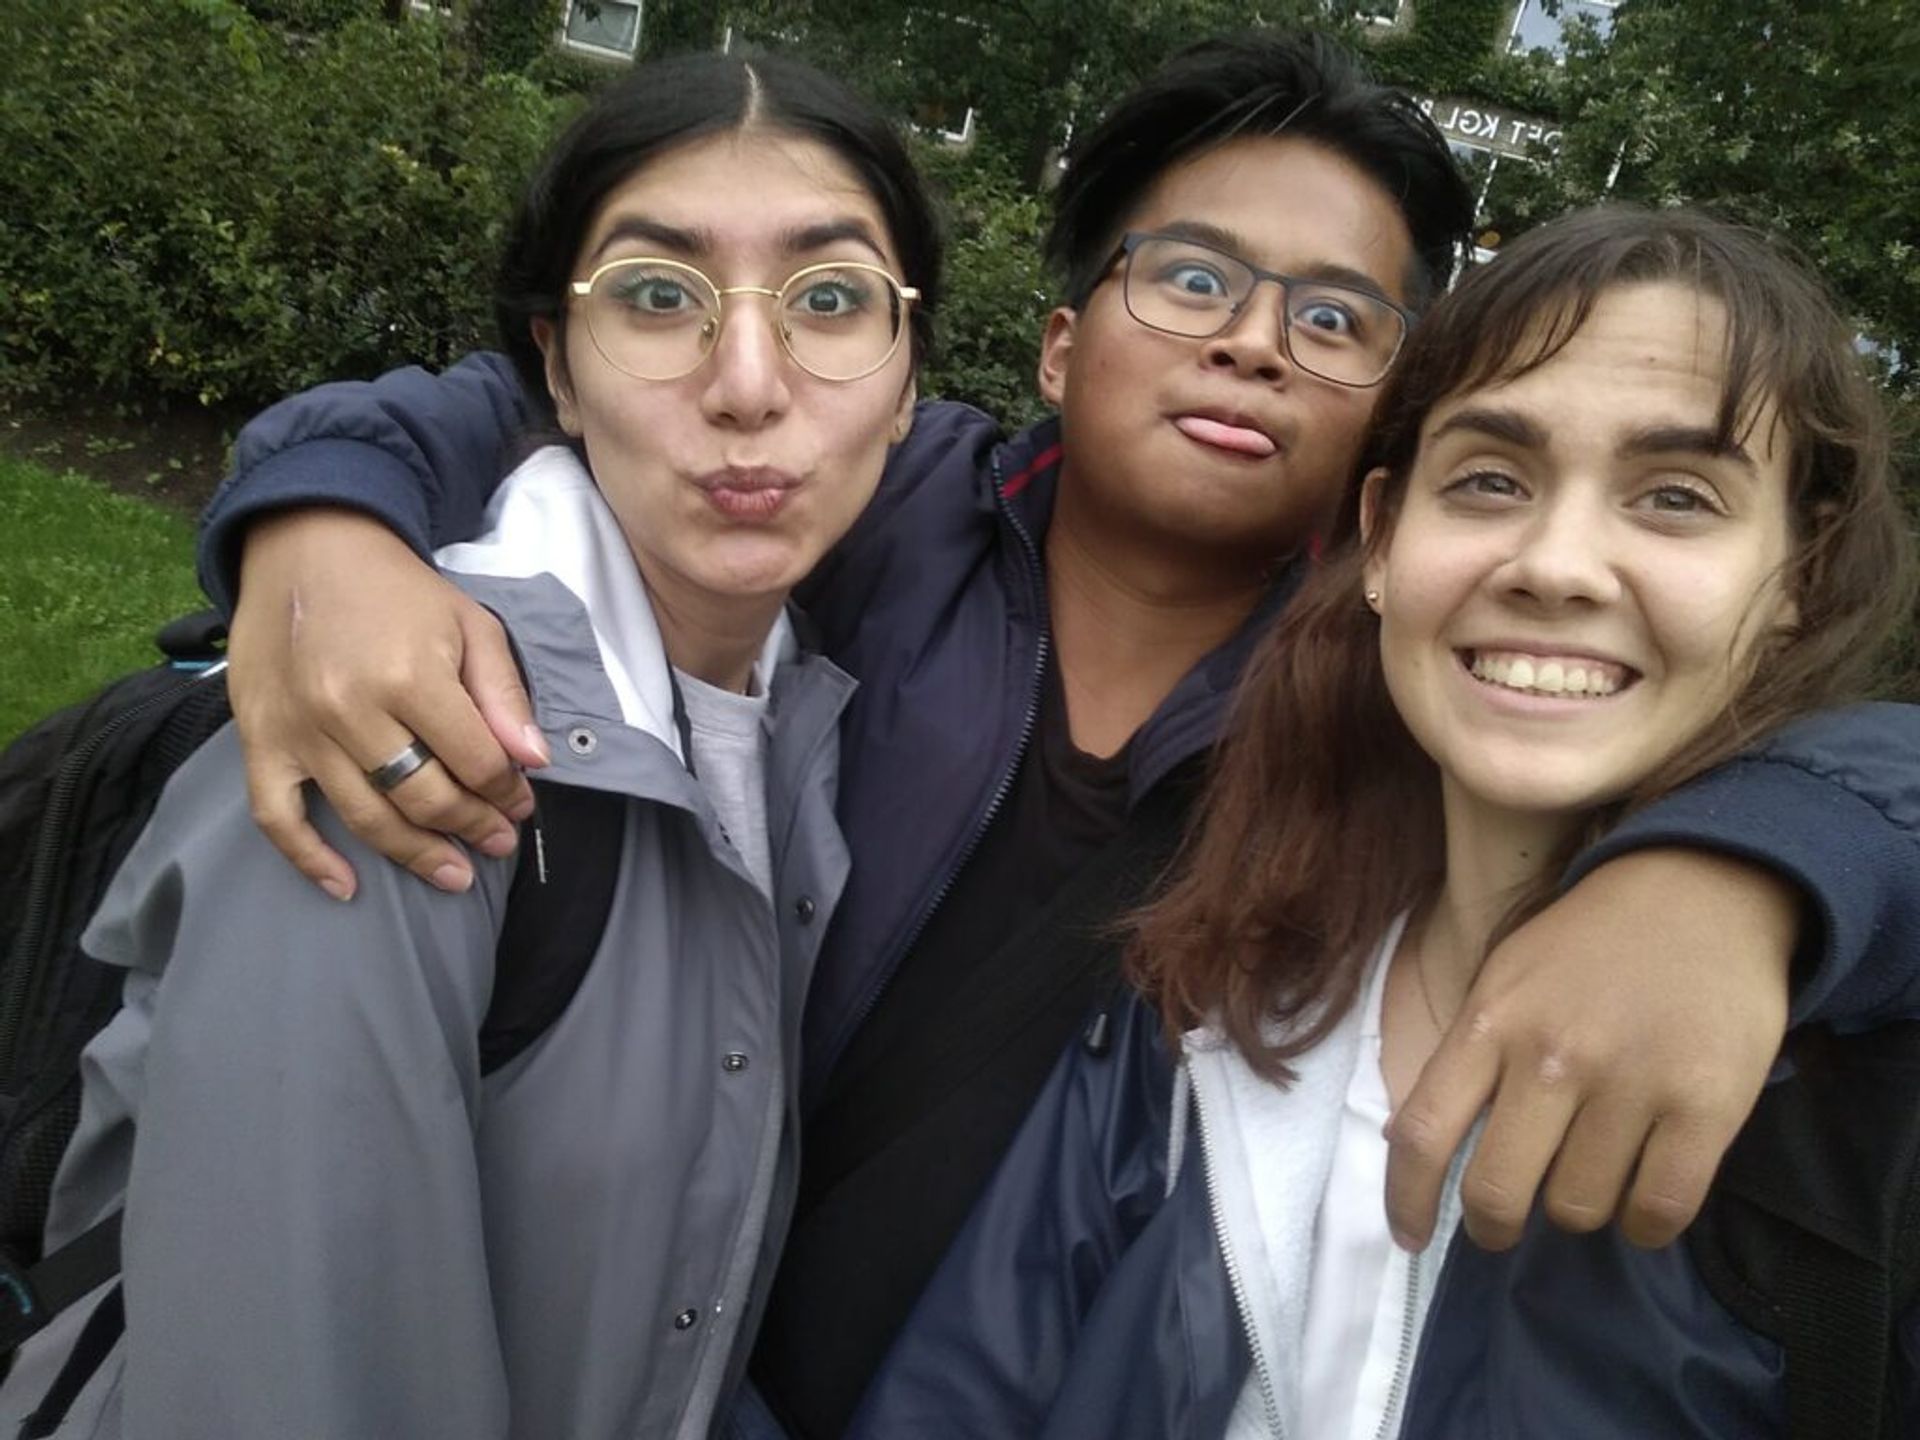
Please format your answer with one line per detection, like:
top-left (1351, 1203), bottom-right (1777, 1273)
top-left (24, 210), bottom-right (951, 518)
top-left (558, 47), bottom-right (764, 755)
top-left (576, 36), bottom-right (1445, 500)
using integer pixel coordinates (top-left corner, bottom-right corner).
top-left (1174, 414), bottom-right (1276, 458)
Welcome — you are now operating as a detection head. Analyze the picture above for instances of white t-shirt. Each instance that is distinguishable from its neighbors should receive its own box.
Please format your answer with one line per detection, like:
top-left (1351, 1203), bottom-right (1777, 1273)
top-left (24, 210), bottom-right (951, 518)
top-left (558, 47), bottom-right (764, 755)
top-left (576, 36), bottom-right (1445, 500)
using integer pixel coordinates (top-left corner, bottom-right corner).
top-left (673, 668), bottom-right (773, 900)
top-left (1223, 921), bottom-right (1465, 1440)
top-left (1297, 940), bottom-right (1432, 1439)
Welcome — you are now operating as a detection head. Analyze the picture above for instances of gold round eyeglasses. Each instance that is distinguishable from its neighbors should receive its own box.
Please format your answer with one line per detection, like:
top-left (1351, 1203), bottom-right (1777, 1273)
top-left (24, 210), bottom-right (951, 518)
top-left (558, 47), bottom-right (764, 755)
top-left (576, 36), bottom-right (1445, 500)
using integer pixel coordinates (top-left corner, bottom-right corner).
top-left (570, 257), bottom-right (920, 383)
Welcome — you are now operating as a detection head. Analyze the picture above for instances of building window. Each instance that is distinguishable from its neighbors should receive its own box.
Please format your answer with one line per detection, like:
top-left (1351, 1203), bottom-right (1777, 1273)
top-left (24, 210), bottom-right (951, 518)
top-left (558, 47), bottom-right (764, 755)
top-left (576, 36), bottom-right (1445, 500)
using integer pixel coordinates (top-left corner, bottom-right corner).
top-left (561, 0), bottom-right (642, 61)
top-left (1339, 0), bottom-right (1406, 23)
top-left (1507, 0), bottom-right (1615, 61)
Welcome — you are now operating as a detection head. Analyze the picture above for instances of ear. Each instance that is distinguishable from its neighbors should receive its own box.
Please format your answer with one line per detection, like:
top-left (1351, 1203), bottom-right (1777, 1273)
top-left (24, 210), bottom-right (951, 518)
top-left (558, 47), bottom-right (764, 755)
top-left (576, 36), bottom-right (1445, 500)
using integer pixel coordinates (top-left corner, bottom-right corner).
top-left (1360, 467), bottom-right (1391, 602)
top-left (1036, 306), bottom-right (1080, 410)
top-left (531, 316), bottom-right (582, 437)
top-left (890, 374), bottom-right (918, 445)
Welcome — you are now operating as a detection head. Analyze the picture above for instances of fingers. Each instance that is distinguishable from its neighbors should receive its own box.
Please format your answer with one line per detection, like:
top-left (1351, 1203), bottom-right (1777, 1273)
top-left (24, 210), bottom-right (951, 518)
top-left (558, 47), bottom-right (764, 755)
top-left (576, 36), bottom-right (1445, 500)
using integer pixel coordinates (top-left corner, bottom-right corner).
top-left (1385, 1006), bottom-right (1500, 1251)
top-left (460, 604), bottom-right (549, 780)
top-left (305, 733), bottom-right (484, 893)
top-left (245, 751), bottom-right (357, 903)
top-left (310, 596), bottom-right (533, 845)
top-left (1621, 1099), bottom-right (1750, 1249)
top-left (1456, 1053), bottom-right (1586, 1252)
top-left (1535, 1098), bottom-right (1646, 1236)
top-left (227, 508), bottom-right (538, 894)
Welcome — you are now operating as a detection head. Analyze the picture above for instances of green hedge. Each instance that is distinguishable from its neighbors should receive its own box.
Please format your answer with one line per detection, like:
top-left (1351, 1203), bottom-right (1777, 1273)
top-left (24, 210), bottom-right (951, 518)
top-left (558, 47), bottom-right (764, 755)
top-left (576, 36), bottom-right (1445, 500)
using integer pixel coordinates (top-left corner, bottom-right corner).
top-left (917, 153), bottom-right (1053, 430)
top-left (0, 0), bottom-right (566, 409)
top-left (0, 0), bottom-right (1060, 429)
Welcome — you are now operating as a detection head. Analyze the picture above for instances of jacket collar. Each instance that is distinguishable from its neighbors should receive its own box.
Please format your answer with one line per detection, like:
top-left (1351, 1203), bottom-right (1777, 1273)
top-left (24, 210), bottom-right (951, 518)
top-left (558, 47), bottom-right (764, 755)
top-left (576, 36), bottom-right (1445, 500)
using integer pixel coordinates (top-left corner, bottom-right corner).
top-left (434, 445), bottom-right (798, 764)
top-left (985, 415), bottom-right (1313, 803)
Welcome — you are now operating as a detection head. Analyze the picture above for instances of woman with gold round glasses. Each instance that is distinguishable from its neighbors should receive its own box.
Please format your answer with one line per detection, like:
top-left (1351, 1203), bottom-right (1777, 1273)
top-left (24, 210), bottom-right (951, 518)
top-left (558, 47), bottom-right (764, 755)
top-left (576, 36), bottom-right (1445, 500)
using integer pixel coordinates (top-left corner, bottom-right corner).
top-left (570, 254), bottom-right (920, 384)
top-left (0, 51), bottom-right (939, 1440)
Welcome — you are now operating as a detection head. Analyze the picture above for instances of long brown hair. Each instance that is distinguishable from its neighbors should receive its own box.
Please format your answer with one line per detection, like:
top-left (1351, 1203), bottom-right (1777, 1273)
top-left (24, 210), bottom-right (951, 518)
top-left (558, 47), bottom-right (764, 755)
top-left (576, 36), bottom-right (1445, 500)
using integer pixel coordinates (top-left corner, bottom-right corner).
top-left (1130, 205), bottom-right (1919, 1080)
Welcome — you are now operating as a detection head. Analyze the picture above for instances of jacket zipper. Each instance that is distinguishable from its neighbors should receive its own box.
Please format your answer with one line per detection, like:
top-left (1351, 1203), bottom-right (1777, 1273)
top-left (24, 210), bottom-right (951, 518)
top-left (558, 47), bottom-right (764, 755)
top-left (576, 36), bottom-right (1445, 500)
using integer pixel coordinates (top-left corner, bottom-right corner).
top-left (0, 662), bottom-right (228, 1076)
top-left (826, 453), bottom-right (1051, 1069)
top-left (1372, 1246), bottom-right (1424, 1440)
top-left (1189, 1066), bottom-right (1287, 1440)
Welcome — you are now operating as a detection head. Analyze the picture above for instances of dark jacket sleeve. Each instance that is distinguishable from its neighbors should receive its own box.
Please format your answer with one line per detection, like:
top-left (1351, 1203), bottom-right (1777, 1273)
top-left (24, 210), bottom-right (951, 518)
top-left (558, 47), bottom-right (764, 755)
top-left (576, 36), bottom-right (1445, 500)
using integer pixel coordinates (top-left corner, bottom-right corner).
top-left (1564, 702), bottom-right (1920, 1030)
top-left (196, 352), bottom-right (532, 614)
top-left (845, 994), bottom-right (1181, 1439)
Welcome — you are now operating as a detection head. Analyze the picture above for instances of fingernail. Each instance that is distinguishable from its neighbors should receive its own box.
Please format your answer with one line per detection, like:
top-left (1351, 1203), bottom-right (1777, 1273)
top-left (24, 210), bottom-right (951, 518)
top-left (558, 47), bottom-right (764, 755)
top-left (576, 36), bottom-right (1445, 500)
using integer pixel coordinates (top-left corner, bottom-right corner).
top-left (507, 791), bottom-right (537, 822)
top-left (523, 725), bottom-right (551, 766)
top-left (478, 828), bottom-right (517, 858)
top-left (321, 877), bottom-right (354, 903)
top-left (431, 863), bottom-right (474, 893)
top-left (1390, 1223), bottom-right (1420, 1252)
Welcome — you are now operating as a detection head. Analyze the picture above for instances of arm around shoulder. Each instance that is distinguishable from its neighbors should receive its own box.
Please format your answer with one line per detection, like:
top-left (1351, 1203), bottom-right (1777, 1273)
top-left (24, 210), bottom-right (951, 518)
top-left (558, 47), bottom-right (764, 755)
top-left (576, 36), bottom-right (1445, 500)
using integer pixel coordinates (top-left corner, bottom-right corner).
top-left (1567, 702), bottom-right (1920, 1028)
top-left (199, 351), bottom-right (531, 613)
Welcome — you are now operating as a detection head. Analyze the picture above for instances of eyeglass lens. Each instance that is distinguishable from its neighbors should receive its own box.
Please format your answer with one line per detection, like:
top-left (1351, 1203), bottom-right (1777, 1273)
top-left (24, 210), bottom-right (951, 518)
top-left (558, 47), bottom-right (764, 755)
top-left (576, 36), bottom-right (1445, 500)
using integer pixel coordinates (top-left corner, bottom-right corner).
top-left (1123, 235), bottom-right (1404, 386)
top-left (580, 259), bottom-right (908, 382)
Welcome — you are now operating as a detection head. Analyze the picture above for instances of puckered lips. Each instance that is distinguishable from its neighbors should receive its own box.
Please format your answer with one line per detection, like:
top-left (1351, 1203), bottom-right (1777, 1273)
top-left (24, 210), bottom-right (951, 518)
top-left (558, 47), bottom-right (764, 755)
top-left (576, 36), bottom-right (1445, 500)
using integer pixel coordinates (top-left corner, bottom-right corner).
top-left (1458, 646), bottom-right (1639, 700)
top-left (1172, 406), bottom-right (1279, 459)
top-left (693, 465), bottom-right (802, 522)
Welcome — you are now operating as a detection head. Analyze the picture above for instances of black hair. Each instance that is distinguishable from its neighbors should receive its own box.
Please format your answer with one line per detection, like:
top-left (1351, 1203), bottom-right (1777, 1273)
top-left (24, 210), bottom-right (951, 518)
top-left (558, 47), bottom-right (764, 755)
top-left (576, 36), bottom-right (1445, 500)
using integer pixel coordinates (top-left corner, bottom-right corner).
top-left (1046, 30), bottom-right (1475, 310)
top-left (495, 50), bottom-right (944, 422)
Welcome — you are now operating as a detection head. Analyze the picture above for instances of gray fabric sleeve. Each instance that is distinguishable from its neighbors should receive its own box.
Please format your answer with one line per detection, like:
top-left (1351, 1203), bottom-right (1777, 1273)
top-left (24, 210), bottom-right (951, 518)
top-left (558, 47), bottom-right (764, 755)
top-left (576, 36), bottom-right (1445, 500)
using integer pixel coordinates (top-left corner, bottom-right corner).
top-left (81, 726), bottom-right (517, 1440)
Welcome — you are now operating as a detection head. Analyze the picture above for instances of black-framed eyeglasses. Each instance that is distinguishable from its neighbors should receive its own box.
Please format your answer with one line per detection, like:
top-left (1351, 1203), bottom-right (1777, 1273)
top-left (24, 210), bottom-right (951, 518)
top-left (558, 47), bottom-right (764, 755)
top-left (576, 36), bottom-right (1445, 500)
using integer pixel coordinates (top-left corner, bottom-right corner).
top-left (569, 257), bottom-right (920, 383)
top-left (1110, 231), bottom-right (1410, 388)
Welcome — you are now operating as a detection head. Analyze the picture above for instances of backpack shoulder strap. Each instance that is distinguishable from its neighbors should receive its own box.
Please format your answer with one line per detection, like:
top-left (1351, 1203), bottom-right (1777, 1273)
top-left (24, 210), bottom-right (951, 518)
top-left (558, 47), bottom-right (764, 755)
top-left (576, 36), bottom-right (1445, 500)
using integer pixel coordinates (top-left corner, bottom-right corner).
top-left (479, 778), bottom-right (627, 1075)
top-left (1687, 1020), bottom-right (1920, 1440)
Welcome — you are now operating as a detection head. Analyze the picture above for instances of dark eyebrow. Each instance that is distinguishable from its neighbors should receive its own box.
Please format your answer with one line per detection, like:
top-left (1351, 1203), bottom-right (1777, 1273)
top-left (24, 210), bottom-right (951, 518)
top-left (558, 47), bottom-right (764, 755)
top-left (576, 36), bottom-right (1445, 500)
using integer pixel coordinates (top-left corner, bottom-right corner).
top-left (1151, 218), bottom-right (1253, 256)
top-left (1428, 405), bottom-right (1549, 451)
top-left (1619, 425), bottom-right (1756, 473)
top-left (591, 216), bottom-right (889, 267)
top-left (785, 219), bottom-right (889, 262)
top-left (1431, 410), bottom-right (1762, 476)
top-left (1145, 221), bottom-right (1396, 304)
top-left (592, 216), bottom-right (707, 261)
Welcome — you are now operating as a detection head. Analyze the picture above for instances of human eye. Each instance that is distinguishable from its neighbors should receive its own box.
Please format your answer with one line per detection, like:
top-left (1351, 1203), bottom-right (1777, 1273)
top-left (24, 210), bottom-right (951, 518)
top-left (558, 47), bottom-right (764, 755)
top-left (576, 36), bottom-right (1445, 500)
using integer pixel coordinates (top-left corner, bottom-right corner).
top-left (1443, 468), bottom-right (1528, 506)
top-left (787, 271), bottom-right (873, 321)
top-left (1161, 262), bottom-right (1230, 300)
top-left (1294, 297), bottom-right (1360, 339)
top-left (1634, 478), bottom-right (1728, 520)
top-left (606, 265), bottom-right (704, 318)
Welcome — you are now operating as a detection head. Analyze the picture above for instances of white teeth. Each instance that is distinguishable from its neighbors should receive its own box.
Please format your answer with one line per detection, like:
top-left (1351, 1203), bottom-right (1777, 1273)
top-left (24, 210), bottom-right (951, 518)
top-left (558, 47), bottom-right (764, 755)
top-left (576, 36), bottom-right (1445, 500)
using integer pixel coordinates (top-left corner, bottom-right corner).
top-left (1467, 651), bottom-right (1623, 698)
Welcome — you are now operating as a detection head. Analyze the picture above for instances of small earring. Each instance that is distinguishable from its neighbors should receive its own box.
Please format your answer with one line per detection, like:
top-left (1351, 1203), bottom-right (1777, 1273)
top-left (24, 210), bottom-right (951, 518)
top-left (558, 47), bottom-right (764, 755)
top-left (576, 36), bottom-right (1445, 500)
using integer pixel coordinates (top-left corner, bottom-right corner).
top-left (1364, 588), bottom-right (1382, 611)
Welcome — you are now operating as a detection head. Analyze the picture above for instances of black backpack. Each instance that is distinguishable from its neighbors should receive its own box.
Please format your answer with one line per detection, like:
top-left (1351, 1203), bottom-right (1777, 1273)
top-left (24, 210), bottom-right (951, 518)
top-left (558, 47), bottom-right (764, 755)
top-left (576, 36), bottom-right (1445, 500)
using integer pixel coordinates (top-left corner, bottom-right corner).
top-left (1687, 1018), bottom-right (1920, 1440)
top-left (0, 611), bottom-right (623, 1418)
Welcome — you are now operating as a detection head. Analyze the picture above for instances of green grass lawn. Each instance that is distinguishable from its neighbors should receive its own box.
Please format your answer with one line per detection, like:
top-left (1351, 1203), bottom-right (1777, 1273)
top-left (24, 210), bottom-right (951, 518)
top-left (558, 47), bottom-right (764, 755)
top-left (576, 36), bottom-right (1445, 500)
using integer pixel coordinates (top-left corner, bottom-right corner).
top-left (1, 458), bottom-right (207, 746)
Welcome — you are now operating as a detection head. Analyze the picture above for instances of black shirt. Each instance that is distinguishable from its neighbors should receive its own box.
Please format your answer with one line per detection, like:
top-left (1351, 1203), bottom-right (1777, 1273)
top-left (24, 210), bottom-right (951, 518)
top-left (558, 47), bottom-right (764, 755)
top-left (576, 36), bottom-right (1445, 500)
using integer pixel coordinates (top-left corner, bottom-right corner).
top-left (748, 657), bottom-right (1136, 1438)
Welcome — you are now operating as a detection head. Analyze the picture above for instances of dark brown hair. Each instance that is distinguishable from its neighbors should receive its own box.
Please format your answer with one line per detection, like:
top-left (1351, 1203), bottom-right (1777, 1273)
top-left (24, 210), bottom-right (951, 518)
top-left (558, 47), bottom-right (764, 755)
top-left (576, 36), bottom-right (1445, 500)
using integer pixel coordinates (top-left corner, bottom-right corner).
top-left (1130, 205), bottom-right (1918, 1079)
top-left (496, 50), bottom-right (943, 428)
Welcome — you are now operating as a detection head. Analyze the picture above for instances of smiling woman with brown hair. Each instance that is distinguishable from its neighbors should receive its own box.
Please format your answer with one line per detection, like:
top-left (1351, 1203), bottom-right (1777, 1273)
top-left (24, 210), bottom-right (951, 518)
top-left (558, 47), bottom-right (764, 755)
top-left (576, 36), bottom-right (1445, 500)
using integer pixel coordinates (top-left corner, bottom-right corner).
top-left (851, 205), bottom-right (1920, 1440)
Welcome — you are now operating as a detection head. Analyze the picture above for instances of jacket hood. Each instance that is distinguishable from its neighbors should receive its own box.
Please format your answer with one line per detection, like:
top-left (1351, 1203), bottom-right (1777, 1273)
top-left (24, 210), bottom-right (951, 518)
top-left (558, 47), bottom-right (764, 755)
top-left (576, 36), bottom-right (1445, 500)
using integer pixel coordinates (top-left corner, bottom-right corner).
top-left (434, 444), bottom-right (797, 760)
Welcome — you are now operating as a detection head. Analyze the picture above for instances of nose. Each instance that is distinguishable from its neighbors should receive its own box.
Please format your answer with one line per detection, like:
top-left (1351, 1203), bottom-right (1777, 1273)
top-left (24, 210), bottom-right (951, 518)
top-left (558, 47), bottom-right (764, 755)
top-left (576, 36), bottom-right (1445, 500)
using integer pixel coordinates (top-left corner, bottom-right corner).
top-left (1493, 490), bottom-right (1623, 609)
top-left (699, 294), bottom-right (791, 429)
top-left (1201, 278), bottom-right (1292, 383)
